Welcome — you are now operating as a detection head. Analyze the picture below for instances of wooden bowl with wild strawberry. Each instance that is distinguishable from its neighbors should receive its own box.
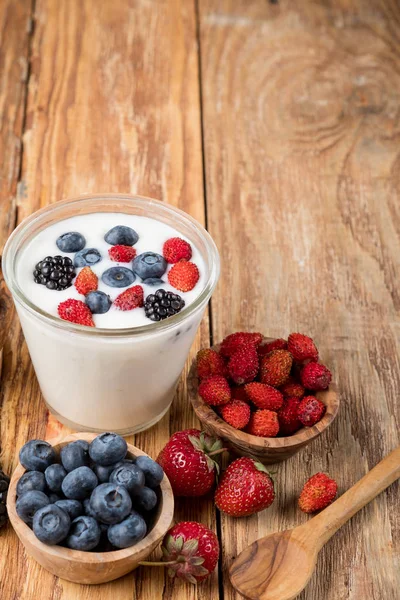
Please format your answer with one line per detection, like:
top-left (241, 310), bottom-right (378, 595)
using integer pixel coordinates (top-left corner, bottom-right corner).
top-left (188, 333), bottom-right (339, 465)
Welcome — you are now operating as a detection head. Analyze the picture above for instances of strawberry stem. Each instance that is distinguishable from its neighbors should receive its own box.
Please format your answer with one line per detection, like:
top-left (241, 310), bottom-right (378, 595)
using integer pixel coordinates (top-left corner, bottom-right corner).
top-left (138, 560), bottom-right (175, 567)
top-left (208, 447), bottom-right (228, 457)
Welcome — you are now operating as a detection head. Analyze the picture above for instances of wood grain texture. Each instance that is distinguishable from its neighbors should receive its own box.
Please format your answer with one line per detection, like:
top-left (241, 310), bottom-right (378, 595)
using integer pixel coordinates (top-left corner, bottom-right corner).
top-left (198, 1), bottom-right (400, 599)
top-left (0, 1), bottom-right (218, 599)
top-left (0, 0), bottom-right (32, 253)
top-left (188, 340), bottom-right (340, 464)
top-left (229, 447), bottom-right (400, 600)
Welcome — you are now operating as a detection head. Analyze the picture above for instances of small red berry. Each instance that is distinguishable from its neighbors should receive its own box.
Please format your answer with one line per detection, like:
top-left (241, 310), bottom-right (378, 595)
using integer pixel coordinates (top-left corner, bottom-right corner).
top-left (297, 396), bottom-right (326, 426)
top-left (163, 237), bottom-right (192, 263)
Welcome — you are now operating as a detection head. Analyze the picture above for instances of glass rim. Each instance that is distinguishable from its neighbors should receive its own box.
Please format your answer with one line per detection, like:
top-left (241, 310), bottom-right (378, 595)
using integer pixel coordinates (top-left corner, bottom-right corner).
top-left (2, 193), bottom-right (220, 338)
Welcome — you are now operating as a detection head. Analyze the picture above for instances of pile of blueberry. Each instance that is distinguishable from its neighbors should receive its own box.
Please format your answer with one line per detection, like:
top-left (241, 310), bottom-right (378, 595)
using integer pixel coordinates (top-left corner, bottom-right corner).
top-left (15, 433), bottom-right (164, 551)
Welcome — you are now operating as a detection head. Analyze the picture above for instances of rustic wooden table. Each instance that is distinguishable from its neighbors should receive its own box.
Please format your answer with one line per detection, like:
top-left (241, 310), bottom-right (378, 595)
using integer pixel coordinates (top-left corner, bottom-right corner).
top-left (0, 1), bottom-right (399, 599)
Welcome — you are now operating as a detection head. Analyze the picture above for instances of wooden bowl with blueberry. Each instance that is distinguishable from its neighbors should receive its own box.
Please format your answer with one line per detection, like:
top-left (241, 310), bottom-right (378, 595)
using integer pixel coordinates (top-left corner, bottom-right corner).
top-left (188, 332), bottom-right (340, 465)
top-left (7, 432), bottom-right (174, 584)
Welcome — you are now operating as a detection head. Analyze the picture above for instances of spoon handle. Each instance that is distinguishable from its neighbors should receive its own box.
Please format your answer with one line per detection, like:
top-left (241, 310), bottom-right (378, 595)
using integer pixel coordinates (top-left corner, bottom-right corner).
top-left (307, 446), bottom-right (400, 549)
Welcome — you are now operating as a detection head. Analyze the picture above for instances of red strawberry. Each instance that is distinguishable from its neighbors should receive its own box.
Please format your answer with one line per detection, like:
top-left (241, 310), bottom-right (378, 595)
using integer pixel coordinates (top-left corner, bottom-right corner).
top-left (215, 457), bottom-right (275, 517)
top-left (74, 267), bottom-right (98, 295)
top-left (196, 348), bottom-right (226, 379)
top-left (260, 349), bottom-right (292, 387)
top-left (297, 396), bottom-right (326, 426)
top-left (220, 332), bottom-right (263, 357)
top-left (298, 473), bottom-right (337, 513)
top-left (58, 299), bottom-right (95, 327)
top-left (108, 245), bottom-right (137, 263)
top-left (279, 376), bottom-right (305, 399)
top-left (258, 338), bottom-right (287, 357)
top-left (220, 399), bottom-right (251, 429)
top-left (156, 429), bottom-right (224, 497)
top-left (244, 382), bottom-right (283, 411)
top-left (168, 261), bottom-right (199, 292)
top-left (198, 375), bottom-right (231, 406)
top-left (156, 521), bottom-right (219, 583)
top-left (247, 409), bottom-right (279, 437)
top-left (228, 343), bottom-right (259, 385)
top-left (288, 333), bottom-right (318, 362)
top-left (278, 396), bottom-right (302, 436)
top-left (163, 237), bottom-right (192, 263)
top-left (114, 285), bottom-right (144, 310)
top-left (301, 362), bottom-right (332, 390)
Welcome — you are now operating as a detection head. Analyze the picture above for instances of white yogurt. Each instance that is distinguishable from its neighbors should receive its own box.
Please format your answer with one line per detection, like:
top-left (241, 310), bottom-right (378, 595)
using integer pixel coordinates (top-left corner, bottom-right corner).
top-left (17, 213), bottom-right (206, 328)
top-left (10, 209), bottom-right (214, 434)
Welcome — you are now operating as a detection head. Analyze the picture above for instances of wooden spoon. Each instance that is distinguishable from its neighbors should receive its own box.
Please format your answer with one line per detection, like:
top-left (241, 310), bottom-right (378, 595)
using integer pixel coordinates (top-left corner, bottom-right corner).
top-left (230, 446), bottom-right (400, 600)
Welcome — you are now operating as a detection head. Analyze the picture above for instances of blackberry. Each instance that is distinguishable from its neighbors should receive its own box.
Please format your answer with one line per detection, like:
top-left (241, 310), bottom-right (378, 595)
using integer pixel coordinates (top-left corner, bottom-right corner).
top-left (33, 256), bottom-right (76, 290)
top-left (0, 469), bottom-right (10, 529)
top-left (144, 289), bottom-right (185, 322)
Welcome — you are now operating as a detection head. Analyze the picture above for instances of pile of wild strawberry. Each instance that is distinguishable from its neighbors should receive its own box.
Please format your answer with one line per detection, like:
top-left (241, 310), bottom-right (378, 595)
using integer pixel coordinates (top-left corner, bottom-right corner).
top-left (196, 332), bottom-right (332, 437)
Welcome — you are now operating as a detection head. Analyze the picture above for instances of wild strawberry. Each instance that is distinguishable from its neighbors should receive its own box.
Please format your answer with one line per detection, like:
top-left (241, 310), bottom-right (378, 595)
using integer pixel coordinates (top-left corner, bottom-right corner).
top-left (244, 382), bottom-right (284, 411)
top-left (163, 237), bottom-right (192, 263)
top-left (114, 285), bottom-right (144, 310)
top-left (198, 375), bottom-right (231, 406)
top-left (108, 245), bottom-right (137, 263)
top-left (154, 521), bottom-right (219, 583)
top-left (74, 267), bottom-right (98, 295)
top-left (196, 348), bottom-right (227, 379)
top-left (301, 362), bottom-right (332, 390)
top-left (288, 333), bottom-right (318, 362)
top-left (258, 338), bottom-right (287, 357)
top-left (220, 332), bottom-right (263, 357)
top-left (279, 376), bottom-right (305, 399)
top-left (156, 429), bottom-right (224, 497)
top-left (228, 343), bottom-right (259, 385)
top-left (58, 299), bottom-right (95, 327)
top-left (220, 399), bottom-right (251, 429)
top-left (298, 473), bottom-right (337, 513)
top-left (215, 457), bottom-right (275, 517)
top-left (297, 396), bottom-right (326, 426)
top-left (260, 349), bottom-right (292, 387)
top-left (168, 261), bottom-right (199, 292)
top-left (247, 409), bottom-right (279, 437)
top-left (278, 396), bottom-right (302, 436)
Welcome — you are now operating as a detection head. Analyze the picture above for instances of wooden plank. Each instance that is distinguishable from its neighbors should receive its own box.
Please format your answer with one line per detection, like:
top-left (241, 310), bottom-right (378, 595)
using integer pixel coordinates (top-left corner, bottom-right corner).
top-left (0, 1), bottom-right (219, 599)
top-left (198, 1), bottom-right (400, 599)
top-left (0, 0), bottom-right (31, 254)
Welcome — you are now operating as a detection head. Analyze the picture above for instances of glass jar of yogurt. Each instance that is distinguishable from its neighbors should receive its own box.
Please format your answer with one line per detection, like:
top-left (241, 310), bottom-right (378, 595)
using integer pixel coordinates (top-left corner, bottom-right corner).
top-left (3, 194), bottom-right (219, 434)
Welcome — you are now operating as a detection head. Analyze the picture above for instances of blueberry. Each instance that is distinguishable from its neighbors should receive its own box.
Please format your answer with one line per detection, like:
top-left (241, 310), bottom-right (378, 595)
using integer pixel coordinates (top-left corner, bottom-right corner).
top-left (101, 267), bottom-right (135, 288)
top-left (107, 511), bottom-right (147, 549)
top-left (44, 464), bottom-right (67, 493)
top-left (19, 440), bottom-right (56, 472)
top-left (85, 291), bottom-right (112, 314)
top-left (83, 498), bottom-right (97, 519)
top-left (92, 459), bottom-right (132, 483)
top-left (104, 226), bottom-right (138, 246)
top-left (16, 471), bottom-right (46, 496)
top-left (33, 504), bottom-right (71, 545)
top-left (61, 467), bottom-right (98, 500)
top-left (74, 248), bottom-right (102, 268)
top-left (132, 252), bottom-right (167, 279)
top-left (131, 487), bottom-right (158, 512)
top-left (142, 277), bottom-right (165, 286)
top-left (56, 232), bottom-right (86, 253)
top-left (89, 483), bottom-right (132, 524)
top-left (109, 464), bottom-right (145, 495)
top-left (16, 490), bottom-right (50, 526)
top-left (134, 456), bottom-right (164, 489)
top-left (55, 499), bottom-right (83, 521)
top-left (89, 433), bottom-right (127, 466)
top-left (48, 493), bottom-right (63, 503)
top-left (66, 516), bottom-right (100, 551)
top-left (60, 440), bottom-right (90, 472)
